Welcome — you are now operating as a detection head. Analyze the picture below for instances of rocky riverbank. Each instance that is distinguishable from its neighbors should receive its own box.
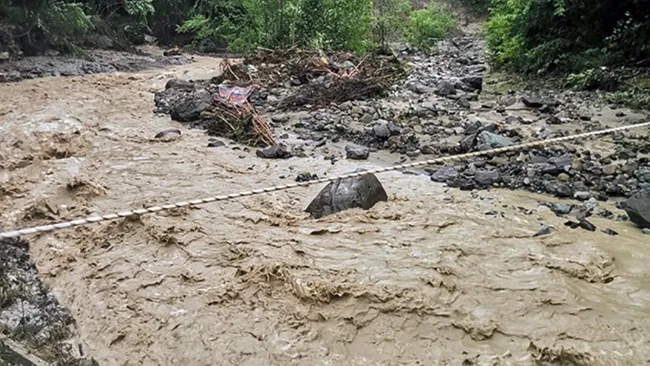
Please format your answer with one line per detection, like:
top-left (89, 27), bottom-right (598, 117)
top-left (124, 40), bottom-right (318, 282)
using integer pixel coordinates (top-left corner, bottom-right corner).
top-left (0, 234), bottom-right (94, 365)
top-left (0, 47), bottom-right (192, 83)
top-left (152, 31), bottom-right (650, 235)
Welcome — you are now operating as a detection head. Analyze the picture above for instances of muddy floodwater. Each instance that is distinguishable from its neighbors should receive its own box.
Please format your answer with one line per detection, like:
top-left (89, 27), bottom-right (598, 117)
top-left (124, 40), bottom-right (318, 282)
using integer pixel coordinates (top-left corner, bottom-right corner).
top-left (2, 56), bottom-right (650, 365)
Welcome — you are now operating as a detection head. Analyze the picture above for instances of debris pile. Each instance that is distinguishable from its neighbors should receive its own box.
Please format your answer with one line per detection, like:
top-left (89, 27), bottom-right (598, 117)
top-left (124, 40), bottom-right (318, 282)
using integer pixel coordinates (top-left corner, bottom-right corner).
top-left (154, 79), bottom-right (275, 146)
top-left (214, 47), bottom-right (408, 108)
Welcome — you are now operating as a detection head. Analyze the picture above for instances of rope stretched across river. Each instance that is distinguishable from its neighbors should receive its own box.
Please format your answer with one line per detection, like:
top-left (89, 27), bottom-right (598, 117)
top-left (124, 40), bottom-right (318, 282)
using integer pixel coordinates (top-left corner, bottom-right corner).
top-left (1, 121), bottom-right (649, 239)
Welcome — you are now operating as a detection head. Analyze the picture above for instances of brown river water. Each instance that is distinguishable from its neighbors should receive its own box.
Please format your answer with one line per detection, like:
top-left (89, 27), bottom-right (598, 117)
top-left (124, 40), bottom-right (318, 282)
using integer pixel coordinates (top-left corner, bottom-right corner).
top-left (1, 56), bottom-right (650, 365)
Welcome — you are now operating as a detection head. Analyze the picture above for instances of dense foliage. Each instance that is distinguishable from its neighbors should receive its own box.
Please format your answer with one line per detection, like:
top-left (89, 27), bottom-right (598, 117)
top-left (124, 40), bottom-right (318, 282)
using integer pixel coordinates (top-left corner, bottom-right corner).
top-left (0, 0), bottom-right (459, 56)
top-left (486, 0), bottom-right (650, 75)
top-left (2, 0), bottom-right (648, 94)
top-left (404, 2), bottom-right (457, 50)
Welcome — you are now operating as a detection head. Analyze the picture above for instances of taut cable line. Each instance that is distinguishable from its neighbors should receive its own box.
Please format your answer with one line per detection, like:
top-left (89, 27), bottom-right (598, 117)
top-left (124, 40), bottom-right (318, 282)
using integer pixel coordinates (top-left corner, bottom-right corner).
top-left (1, 121), bottom-right (649, 239)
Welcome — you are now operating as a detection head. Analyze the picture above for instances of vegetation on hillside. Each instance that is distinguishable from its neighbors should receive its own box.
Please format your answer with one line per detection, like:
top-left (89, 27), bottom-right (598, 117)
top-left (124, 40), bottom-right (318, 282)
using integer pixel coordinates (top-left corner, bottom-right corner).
top-left (0, 0), bottom-right (459, 57)
top-left (1, 0), bottom-right (649, 107)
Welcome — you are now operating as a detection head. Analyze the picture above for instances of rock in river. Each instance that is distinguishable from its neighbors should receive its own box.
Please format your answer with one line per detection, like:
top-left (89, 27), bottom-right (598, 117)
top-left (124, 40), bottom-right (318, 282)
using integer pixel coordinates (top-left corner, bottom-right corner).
top-left (305, 173), bottom-right (388, 219)
top-left (154, 129), bottom-right (181, 139)
top-left (625, 190), bottom-right (650, 229)
top-left (256, 145), bottom-right (292, 159)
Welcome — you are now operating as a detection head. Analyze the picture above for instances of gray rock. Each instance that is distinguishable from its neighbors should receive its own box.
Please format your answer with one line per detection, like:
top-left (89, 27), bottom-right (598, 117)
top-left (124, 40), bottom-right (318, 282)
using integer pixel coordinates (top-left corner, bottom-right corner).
top-left (573, 191), bottom-right (592, 201)
top-left (549, 203), bottom-right (573, 215)
top-left (602, 164), bottom-right (618, 175)
top-left (373, 121), bottom-right (392, 140)
top-left (305, 174), bottom-right (388, 219)
top-left (643, 228), bottom-right (650, 235)
top-left (207, 139), bottom-right (226, 147)
top-left (359, 114), bottom-right (373, 124)
top-left (550, 154), bottom-right (573, 168)
top-left (477, 131), bottom-right (513, 149)
top-left (256, 145), bottom-right (292, 159)
top-left (431, 166), bottom-right (458, 182)
top-left (476, 170), bottom-right (500, 185)
top-left (435, 81), bottom-right (456, 96)
top-left (154, 129), bottom-right (181, 139)
top-left (421, 145), bottom-right (437, 155)
top-left (584, 197), bottom-right (599, 212)
top-left (350, 106), bottom-right (363, 115)
top-left (165, 79), bottom-right (194, 91)
top-left (625, 190), bottom-right (650, 229)
top-left (461, 76), bottom-right (483, 91)
top-left (169, 89), bottom-right (212, 122)
top-left (408, 82), bottom-right (434, 94)
top-left (339, 101), bottom-right (353, 110)
top-left (457, 97), bottom-right (471, 109)
top-left (421, 101), bottom-right (436, 111)
top-left (521, 96), bottom-right (559, 108)
top-left (271, 114), bottom-right (290, 123)
top-left (533, 225), bottom-right (553, 237)
top-left (546, 116), bottom-right (563, 125)
top-left (553, 183), bottom-right (573, 198)
top-left (345, 145), bottom-right (370, 160)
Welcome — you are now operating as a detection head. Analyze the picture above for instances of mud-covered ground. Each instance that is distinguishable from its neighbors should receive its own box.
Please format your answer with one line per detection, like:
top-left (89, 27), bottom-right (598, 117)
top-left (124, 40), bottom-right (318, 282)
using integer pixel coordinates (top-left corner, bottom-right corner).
top-left (0, 46), bottom-right (192, 83)
top-left (2, 25), bottom-right (650, 365)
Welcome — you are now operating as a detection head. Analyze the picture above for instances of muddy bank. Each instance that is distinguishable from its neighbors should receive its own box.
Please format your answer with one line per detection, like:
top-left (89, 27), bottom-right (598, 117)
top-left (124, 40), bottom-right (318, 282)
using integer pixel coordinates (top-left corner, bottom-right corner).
top-left (0, 234), bottom-right (93, 365)
top-left (0, 47), bottom-right (192, 83)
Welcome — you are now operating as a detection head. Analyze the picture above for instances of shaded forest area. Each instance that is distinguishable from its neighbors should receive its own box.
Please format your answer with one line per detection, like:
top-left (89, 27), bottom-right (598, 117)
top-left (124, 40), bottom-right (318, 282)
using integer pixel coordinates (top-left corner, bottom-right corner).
top-left (0, 0), bottom-right (649, 95)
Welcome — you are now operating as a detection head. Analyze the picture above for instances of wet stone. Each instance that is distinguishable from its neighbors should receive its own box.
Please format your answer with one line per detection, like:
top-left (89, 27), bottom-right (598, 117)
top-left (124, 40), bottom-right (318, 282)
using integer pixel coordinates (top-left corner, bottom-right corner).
top-left (549, 203), bottom-right (573, 215)
top-left (207, 139), bottom-right (226, 148)
top-left (475, 170), bottom-right (500, 186)
top-left (345, 145), bottom-right (370, 160)
top-left (435, 81), bottom-right (457, 96)
top-left (602, 228), bottom-right (619, 236)
top-left (533, 225), bottom-right (553, 237)
top-left (296, 172), bottom-right (319, 182)
top-left (256, 145), bottom-right (292, 159)
top-left (573, 191), bottom-right (592, 201)
top-left (461, 75), bottom-right (483, 91)
top-left (305, 173), bottom-right (388, 219)
top-left (476, 131), bottom-right (513, 149)
top-left (625, 190), bottom-right (650, 229)
top-left (521, 96), bottom-right (559, 108)
top-left (430, 166), bottom-right (459, 182)
top-left (154, 129), bottom-right (181, 139)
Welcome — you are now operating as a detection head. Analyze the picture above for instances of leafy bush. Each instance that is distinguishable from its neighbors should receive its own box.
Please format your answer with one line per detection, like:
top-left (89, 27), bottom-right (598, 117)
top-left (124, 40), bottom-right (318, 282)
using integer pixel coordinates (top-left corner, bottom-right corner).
top-left (404, 2), bottom-right (457, 50)
top-left (486, 0), bottom-right (650, 74)
top-left (371, 0), bottom-right (411, 50)
top-left (0, 0), bottom-right (93, 55)
top-left (177, 0), bottom-right (373, 54)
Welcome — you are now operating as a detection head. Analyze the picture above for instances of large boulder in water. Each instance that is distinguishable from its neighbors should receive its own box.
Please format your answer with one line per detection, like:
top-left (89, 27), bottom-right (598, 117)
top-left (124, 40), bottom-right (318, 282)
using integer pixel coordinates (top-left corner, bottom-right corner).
top-left (305, 173), bottom-right (388, 219)
top-left (625, 190), bottom-right (650, 229)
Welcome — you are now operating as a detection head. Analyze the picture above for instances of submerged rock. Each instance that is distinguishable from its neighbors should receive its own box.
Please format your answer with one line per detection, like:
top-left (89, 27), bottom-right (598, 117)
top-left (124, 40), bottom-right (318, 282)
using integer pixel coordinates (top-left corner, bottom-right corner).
top-left (154, 129), bottom-right (181, 139)
top-left (625, 190), bottom-right (650, 229)
top-left (305, 173), bottom-right (388, 219)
